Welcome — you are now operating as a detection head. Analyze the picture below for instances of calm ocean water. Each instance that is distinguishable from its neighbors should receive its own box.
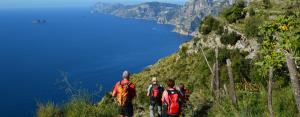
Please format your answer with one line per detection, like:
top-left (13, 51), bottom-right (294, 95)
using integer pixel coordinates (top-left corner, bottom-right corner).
top-left (0, 7), bottom-right (189, 116)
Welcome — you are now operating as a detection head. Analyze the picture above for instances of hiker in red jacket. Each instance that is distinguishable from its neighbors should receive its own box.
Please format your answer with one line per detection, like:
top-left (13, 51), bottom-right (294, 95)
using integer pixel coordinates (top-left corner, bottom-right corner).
top-left (112, 70), bottom-right (136, 117)
top-left (161, 79), bottom-right (183, 117)
top-left (147, 77), bottom-right (164, 117)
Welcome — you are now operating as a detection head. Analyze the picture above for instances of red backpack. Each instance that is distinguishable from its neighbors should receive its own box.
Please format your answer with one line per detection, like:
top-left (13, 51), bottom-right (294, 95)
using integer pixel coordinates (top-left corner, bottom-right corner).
top-left (167, 90), bottom-right (180, 115)
top-left (151, 84), bottom-right (160, 97)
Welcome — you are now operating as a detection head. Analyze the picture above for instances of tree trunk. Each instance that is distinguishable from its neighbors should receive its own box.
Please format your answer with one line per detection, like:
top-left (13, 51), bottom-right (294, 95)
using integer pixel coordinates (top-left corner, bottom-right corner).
top-left (200, 45), bottom-right (216, 97)
top-left (285, 52), bottom-right (300, 113)
top-left (200, 45), bottom-right (214, 74)
top-left (215, 47), bottom-right (220, 99)
top-left (226, 59), bottom-right (238, 107)
top-left (211, 64), bottom-right (216, 95)
top-left (268, 67), bottom-right (274, 117)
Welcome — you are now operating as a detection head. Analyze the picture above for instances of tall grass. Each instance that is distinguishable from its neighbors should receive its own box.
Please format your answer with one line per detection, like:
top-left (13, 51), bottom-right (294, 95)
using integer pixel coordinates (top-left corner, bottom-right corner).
top-left (37, 93), bottom-right (119, 117)
top-left (37, 71), bottom-right (119, 117)
top-left (37, 102), bottom-right (61, 117)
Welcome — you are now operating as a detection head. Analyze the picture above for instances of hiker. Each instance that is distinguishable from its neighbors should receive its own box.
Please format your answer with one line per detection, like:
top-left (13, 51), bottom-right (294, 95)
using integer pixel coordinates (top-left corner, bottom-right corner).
top-left (147, 77), bottom-right (164, 117)
top-left (161, 79), bottom-right (183, 117)
top-left (176, 83), bottom-right (191, 117)
top-left (112, 70), bottom-right (136, 117)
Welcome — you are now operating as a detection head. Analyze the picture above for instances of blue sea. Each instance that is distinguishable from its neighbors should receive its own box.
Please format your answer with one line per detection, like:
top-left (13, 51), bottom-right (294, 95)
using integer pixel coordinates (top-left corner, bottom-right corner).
top-left (0, 7), bottom-right (189, 116)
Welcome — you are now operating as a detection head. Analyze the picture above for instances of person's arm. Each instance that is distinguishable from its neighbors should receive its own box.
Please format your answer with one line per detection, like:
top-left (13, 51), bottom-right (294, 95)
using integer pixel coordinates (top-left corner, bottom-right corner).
top-left (112, 82), bottom-right (119, 97)
top-left (131, 84), bottom-right (137, 98)
top-left (161, 90), bottom-right (168, 104)
top-left (178, 90), bottom-right (185, 101)
top-left (147, 85), bottom-right (152, 96)
top-left (160, 85), bottom-right (165, 94)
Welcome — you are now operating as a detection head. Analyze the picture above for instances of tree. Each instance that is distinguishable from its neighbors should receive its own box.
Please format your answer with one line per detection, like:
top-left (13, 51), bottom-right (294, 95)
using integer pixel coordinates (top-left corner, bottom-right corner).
top-left (214, 47), bottom-right (220, 99)
top-left (226, 59), bottom-right (238, 107)
top-left (258, 15), bottom-right (300, 113)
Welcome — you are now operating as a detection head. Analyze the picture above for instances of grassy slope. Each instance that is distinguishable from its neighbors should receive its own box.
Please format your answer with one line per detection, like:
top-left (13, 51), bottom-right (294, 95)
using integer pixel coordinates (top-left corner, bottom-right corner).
top-left (37, 0), bottom-right (300, 117)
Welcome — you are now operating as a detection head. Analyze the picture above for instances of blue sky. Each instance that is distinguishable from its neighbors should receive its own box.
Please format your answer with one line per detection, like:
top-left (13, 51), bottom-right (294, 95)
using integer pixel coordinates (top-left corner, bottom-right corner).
top-left (0, 0), bottom-right (187, 8)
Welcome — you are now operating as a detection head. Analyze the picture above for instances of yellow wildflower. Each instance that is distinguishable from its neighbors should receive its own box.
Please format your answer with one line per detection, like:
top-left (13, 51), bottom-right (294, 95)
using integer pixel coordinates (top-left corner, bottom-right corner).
top-left (279, 24), bottom-right (288, 31)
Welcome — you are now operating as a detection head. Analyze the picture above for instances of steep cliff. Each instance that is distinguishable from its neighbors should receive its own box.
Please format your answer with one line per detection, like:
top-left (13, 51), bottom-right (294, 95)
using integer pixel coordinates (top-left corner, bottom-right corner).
top-left (93, 2), bottom-right (180, 22)
top-left (93, 0), bottom-right (232, 35)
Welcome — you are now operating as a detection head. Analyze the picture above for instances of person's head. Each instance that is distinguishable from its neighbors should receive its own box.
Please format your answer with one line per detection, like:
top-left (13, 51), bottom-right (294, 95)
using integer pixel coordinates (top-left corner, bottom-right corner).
top-left (122, 70), bottom-right (130, 79)
top-left (167, 79), bottom-right (175, 88)
top-left (151, 77), bottom-right (157, 85)
top-left (179, 83), bottom-right (185, 89)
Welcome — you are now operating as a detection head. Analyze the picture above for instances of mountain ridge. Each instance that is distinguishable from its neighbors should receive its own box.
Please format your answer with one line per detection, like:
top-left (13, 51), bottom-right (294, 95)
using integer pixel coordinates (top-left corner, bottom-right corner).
top-left (92, 0), bottom-right (232, 35)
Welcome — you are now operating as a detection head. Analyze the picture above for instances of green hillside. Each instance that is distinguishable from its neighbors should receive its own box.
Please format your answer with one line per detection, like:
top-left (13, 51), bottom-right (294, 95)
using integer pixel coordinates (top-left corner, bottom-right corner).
top-left (37, 0), bottom-right (300, 116)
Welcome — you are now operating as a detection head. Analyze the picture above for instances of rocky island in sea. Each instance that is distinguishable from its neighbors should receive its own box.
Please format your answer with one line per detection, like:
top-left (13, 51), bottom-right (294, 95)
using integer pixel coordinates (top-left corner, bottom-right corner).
top-left (32, 19), bottom-right (47, 24)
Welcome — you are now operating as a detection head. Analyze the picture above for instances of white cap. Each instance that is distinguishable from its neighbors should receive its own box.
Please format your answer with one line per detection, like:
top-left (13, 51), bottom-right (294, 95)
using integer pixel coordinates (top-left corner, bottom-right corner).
top-left (152, 77), bottom-right (157, 82)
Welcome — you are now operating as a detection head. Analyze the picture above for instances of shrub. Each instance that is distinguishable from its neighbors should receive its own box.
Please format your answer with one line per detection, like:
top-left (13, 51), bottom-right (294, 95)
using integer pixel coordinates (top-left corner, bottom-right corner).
top-left (199, 16), bottom-right (222, 35)
top-left (220, 31), bottom-right (241, 45)
top-left (221, 0), bottom-right (246, 23)
top-left (263, 0), bottom-right (271, 8)
top-left (248, 7), bottom-right (255, 16)
top-left (244, 16), bottom-right (263, 37)
top-left (200, 25), bottom-right (212, 35)
top-left (216, 25), bottom-right (224, 35)
top-left (180, 44), bottom-right (188, 57)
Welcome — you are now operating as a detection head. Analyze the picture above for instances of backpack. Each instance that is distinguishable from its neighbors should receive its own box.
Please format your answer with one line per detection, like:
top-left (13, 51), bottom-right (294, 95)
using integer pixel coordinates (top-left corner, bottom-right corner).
top-left (151, 84), bottom-right (160, 98)
top-left (167, 90), bottom-right (180, 115)
top-left (117, 80), bottom-right (131, 106)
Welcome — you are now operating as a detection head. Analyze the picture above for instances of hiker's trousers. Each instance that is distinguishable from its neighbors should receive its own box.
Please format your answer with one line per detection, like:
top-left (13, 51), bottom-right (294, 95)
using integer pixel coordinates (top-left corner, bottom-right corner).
top-left (150, 104), bottom-right (162, 117)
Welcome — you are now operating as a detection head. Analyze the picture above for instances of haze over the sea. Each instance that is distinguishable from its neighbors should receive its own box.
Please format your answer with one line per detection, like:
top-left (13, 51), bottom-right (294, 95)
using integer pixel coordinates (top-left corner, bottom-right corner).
top-left (0, 0), bottom-right (187, 8)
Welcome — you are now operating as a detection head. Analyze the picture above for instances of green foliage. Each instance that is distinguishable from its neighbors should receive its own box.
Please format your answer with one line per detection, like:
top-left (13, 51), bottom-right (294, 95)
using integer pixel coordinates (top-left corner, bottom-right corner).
top-left (238, 90), bottom-right (267, 116)
top-left (273, 87), bottom-right (299, 116)
top-left (199, 16), bottom-right (223, 35)
top-left (62, 98), bottom-right (92, 116)
top-left (220, 30), bottom-right (241, 45)
top-left (257, 15), bottom-right (300, 75)
top-left (208, 96), bottom-right (238, 117)
top-left (37, 102), bottom-right (61, 117)
top-left (37, 93), bottom-right (119, 117)
top-left (180, 45), bottom-right (188, 57)
top-left (263, 0), bottom-right (271, 9)
top-left (209, 85), bottom-right (298, 117)
top-left (221, 0), bottom-right (246, 23)
top-left (244, 16), bottom-right (263, 37)
top-left (248, 7), bottom-right (256, 16)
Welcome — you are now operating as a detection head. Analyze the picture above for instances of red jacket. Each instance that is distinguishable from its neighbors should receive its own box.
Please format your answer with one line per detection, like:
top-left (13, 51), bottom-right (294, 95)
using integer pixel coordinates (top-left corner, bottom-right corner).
top-left (112, 79), bottom-right (136, 98)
